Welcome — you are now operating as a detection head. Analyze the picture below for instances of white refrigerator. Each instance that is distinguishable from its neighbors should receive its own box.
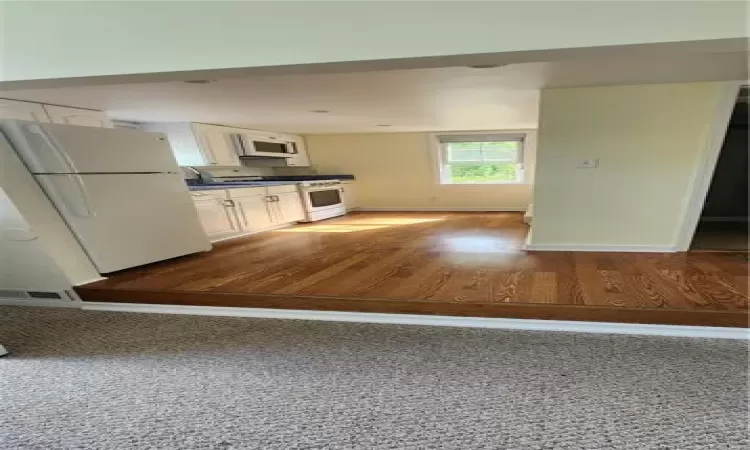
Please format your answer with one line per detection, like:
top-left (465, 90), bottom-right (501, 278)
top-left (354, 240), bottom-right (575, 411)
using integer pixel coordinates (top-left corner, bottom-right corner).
top-left (0, 120), bottom-right (211, 274)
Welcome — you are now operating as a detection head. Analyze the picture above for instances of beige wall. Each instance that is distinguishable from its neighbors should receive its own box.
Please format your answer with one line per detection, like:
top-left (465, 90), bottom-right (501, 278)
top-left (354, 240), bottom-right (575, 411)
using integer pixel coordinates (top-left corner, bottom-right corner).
top-left (306, 131), bottom-right (536, 210)
top-left (529, 82), bottom-right (731, 249)
top-left (1, 2), bottom-right (747, 84)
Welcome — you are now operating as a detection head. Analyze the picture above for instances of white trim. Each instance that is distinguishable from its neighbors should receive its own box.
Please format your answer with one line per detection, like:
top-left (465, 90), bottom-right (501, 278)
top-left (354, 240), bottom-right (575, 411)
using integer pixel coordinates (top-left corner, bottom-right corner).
top-left (426, 129), bottom-right (538, 187)
top-left (357, 207), bottom-right (526, 212)
top-left (674, 81), bottom-right (744, 251)
top-left (523, 243), bottom-right (679, 252)
top-left (77, 276), bottom-right (107, 285)
top-left (81, 302), bottom-right (748, 340)
top-left (0, 297), bottom-right (80, 308)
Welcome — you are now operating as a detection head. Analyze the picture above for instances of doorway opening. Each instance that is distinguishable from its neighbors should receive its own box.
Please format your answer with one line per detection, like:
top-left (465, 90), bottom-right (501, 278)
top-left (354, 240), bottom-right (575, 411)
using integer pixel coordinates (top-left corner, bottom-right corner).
top-left (690, 87), bottom-right (748, 252)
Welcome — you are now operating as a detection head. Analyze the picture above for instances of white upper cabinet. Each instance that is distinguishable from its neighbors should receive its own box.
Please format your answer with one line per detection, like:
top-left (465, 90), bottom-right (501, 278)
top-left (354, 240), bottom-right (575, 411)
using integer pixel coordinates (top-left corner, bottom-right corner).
top-left (0, 99), bottom-right (50, 122)
top-left (283, 134), bottom-right (311, 167)
top-left (43, 105), bottom-right (114, 128)
top-left (140, 122), bottom-right (307, 168)
top-left (191, 124), bottom-right (240, 166)
top-left (142, 122), bottom-right (241, 167)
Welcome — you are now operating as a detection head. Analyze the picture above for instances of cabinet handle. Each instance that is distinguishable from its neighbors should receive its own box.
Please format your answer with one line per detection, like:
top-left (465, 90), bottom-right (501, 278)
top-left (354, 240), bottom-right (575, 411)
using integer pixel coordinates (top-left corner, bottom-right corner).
top-left (222, 199), bottom-right (235, 207)
top-left (236, 201), bottom-right (249, 227)
top-left (273, 195), bottom-right (280, 202)
top-left (264, 195), bottom-right (274, 202)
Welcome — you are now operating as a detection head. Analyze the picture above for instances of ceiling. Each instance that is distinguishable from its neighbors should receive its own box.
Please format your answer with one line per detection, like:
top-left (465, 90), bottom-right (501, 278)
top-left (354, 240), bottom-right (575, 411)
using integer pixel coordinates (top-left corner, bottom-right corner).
top-left (1, 51), bottom-right (746, 134)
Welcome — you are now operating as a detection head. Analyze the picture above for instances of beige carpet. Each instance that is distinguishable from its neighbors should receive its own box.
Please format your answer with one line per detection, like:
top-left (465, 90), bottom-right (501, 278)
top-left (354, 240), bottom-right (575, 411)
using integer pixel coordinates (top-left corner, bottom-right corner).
top-left (0, 306), bottom-right (748, 450)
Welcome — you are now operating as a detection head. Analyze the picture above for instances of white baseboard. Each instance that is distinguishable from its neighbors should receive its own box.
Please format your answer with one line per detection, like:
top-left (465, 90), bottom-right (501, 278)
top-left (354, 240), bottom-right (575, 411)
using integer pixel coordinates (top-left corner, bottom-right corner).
top-left (78, 277), bottom-right (107, 285)
top-left (209, 222), bottom-right (293, 244)
top-left (0, 297), bottom-right (81, 308)
top-left (524, 243), bottom-right (679, 253)
top-left (82, 302), bottom-right (748, 340)
top-left (357, 207), bottom-right (526, 212)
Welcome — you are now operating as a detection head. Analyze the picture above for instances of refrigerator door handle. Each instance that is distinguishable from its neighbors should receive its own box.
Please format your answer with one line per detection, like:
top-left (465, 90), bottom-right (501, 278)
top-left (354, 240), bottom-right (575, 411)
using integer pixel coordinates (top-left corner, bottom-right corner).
top-left (71, 175), bottom-right (96, 217)
top-left (23, 123), bottom-right (78, 174)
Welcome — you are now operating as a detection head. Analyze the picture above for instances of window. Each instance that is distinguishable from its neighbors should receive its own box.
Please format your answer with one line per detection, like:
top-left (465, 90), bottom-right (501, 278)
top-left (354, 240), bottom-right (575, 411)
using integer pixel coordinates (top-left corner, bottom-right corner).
top-left (436, 133), bottom-right (525, 184)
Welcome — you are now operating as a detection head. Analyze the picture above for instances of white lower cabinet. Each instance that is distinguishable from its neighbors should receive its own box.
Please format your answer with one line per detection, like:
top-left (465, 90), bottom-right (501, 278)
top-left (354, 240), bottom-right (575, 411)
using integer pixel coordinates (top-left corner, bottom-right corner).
top-left (232, 192), bottom-right (274, 232)
top-left (192, 185), bottom-right (304, 242)
top-left (273, 191), bottom-right (306, 223)
top-left (191, 192), bottom-right (239, 240)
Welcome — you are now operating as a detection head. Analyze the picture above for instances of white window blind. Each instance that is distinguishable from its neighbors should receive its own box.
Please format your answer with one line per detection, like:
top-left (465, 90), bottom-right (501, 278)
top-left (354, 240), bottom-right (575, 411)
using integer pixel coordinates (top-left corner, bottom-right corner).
top-left (438, 134), bottom-right (524, 164)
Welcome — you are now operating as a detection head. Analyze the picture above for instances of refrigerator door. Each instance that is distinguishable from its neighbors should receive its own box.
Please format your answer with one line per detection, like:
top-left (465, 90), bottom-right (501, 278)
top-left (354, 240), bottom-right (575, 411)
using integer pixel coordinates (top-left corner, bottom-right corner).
top-left (36, 173), bottom-right (211, 273)
top-left (1, 120), bottom-right (180, 174)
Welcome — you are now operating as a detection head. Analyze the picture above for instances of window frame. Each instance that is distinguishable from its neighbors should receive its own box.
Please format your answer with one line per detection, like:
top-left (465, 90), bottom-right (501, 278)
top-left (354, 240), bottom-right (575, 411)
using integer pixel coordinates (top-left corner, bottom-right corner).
top-left (432, 132), bottom-right (527, 186)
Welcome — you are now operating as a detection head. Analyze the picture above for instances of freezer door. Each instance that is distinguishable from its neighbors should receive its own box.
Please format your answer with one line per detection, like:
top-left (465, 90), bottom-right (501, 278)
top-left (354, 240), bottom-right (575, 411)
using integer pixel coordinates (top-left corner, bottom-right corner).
top-left (36, 173), bottom-right (211, 273)
top-left (1, 120), bottom-right (180, 174)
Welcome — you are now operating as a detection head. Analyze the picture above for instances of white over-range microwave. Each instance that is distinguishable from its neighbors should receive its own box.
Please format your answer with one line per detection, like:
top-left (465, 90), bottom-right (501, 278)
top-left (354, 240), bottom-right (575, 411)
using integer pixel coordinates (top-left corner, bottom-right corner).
top-left (234, 133), bottom-right (298, 158)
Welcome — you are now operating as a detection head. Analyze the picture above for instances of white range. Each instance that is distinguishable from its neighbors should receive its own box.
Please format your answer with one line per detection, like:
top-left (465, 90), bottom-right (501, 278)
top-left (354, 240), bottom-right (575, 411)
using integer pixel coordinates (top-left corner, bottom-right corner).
top-left (297, 180), bottom-right (347, 222)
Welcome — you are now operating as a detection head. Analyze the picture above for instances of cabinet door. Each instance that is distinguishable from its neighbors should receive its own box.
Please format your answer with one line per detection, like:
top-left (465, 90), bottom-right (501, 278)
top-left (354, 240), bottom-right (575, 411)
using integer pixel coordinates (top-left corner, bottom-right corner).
top-left (142, 122), bottom-right (208, 166)
top-left (234, 195), bottom-right (274, 232)
top-left (193, 124), bottom-right (240, 166)
top-left (0, 99), bottom-right (50, 122)
top-left (284, 135), bottom-right (311, 167)
top-left (193, 198), bottom-right (238, 239)
top-left (274, 192), bottom-right (306, 223)
top-left (43, 105), bottom-right (114, 128)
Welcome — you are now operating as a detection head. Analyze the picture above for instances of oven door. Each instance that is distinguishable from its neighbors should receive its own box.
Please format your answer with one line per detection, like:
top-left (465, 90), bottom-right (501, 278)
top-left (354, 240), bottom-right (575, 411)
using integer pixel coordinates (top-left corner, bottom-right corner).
top-left (238, 134), bottom-right (295, 158)
top-left (303, 187), bottom-right (344, 211)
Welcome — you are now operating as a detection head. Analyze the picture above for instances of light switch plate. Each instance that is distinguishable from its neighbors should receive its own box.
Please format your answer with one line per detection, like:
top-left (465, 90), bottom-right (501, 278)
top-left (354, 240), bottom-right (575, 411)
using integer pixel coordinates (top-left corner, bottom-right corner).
top-left (577, 158), bottom-right (599, 169)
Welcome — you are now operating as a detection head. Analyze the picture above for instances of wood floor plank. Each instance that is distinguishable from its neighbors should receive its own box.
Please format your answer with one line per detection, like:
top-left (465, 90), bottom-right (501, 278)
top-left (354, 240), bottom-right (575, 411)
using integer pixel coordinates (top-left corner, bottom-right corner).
top-left (575, 253), bottom-right (609, 306)
top-left (530, 272), bottom-right (557, 304)
top-left (78, 212), bottom-right (749, 326)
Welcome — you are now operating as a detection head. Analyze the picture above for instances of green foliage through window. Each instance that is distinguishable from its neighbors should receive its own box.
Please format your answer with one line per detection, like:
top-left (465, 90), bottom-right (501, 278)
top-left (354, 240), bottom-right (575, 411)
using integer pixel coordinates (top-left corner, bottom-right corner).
top-left (444, 163), bottom-right (519, 183)
top-left (438, 137), bottom-right (524, 184)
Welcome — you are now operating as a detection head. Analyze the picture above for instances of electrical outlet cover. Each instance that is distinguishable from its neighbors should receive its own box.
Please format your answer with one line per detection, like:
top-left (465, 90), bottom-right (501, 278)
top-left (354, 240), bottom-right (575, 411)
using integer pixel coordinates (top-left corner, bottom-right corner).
top-left (577, 158), bottom-right (599, 169)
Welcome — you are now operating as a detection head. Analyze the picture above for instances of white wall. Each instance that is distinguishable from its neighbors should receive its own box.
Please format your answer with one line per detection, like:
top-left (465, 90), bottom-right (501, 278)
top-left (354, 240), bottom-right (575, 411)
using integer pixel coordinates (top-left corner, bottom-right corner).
top-left (306, 131), bottom-right (536, 210)
top-left (1, 1), bottom-right (747, 84)
top-left (529, 82), bottom-right (731, 250)
top-left (0, 135), bottom-right (100, 286)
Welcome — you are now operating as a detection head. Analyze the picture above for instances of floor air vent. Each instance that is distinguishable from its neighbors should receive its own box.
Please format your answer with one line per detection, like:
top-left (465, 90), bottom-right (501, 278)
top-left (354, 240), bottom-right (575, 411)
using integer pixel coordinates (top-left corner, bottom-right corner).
top-left (0, 289), bottom-right (29, 299)
top-left (27, 291), bottom-right (64, 299)
top-left (0, 289), bottom-right (70, 301)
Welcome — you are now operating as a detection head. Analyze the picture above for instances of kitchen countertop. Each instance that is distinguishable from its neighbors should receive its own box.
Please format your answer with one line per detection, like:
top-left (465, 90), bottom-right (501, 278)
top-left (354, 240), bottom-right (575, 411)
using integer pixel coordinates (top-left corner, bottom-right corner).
top-left (188, 181), bottom-right (300, 191)
top-left (186, 174), bottom-right (355, 191)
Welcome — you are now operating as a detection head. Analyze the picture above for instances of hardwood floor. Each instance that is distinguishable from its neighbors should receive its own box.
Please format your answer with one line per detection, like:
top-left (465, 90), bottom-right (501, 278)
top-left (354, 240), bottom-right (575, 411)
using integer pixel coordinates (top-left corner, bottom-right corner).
top-left (77, 212), bottom-right (749, 327)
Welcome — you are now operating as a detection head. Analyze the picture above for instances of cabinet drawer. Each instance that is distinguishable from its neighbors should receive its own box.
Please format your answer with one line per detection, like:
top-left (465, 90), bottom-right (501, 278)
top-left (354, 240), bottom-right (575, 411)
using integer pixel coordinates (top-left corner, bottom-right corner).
top-left (190, 190), bottom-right (228, 200)
top-left (266, 184), bottom-right (299, 195)
top-left (227, 187), bottom-right (267, 198)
